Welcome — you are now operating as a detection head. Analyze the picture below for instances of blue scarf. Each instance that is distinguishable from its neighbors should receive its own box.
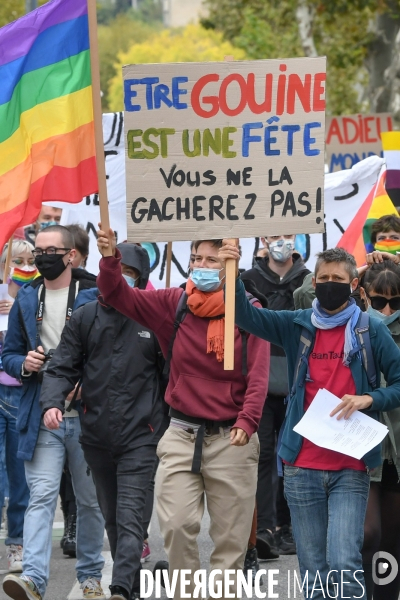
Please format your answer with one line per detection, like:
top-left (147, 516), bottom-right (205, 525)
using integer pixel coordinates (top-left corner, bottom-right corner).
top-left (311, 297), bottom-right (361, 367)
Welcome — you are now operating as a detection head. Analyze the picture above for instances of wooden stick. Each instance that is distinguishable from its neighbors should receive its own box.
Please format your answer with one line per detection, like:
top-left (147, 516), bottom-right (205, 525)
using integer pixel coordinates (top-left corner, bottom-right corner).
top-left (224, 238), bottom-right (237, 371)
top-left (3, 236), bottom-right (14, 284)
top-left (87, 0), bottom-right (112, 255)
top-left (165, 242), bottom-right (173, 288)
top-left (224, 54), bottom-right (237, 371)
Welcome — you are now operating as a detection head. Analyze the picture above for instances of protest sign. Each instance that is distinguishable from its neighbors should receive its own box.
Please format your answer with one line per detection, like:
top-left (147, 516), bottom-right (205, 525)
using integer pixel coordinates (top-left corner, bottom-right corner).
top-left (49, 115), bottom-right (385, 285)
top-left (123, 58), bottom-right (326, 242)
top-left (326, 113), bottom-right (393, 173)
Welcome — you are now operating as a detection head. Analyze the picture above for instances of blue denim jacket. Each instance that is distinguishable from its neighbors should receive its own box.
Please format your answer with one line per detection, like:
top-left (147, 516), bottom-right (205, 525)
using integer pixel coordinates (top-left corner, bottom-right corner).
top-left (234, 278), bottom-right (400, 470)
top-left (2, 280), bottom-right (97, 461)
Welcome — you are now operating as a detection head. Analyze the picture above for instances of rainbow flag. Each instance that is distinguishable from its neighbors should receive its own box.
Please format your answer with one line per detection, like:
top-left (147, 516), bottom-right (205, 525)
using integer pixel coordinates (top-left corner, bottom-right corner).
top-left (337, 165), bottom-right (398, 265)
top-left (0, 0), bottom-right (98, 250)
top-left (382, 131), bottom-right (400, 208)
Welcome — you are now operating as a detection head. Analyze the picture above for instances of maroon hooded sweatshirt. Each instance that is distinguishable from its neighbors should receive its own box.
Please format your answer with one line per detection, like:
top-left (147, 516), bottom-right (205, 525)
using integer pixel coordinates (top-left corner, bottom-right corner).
top-left (97, 251), bottom-right (270, 438)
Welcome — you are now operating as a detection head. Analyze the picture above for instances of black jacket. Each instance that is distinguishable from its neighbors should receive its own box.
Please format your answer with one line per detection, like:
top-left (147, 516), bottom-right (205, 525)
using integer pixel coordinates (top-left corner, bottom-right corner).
top-left (39, 299), bottom-right (163, 454)
top-left (241, 254), bottom-right (310, 397)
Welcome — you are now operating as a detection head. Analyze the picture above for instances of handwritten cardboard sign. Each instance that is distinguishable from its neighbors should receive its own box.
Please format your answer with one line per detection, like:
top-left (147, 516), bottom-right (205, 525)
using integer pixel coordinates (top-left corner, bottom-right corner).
top-left (326, 113), bottom-right (393, 172)
top-left (123, 58), bottom-right (326, 242)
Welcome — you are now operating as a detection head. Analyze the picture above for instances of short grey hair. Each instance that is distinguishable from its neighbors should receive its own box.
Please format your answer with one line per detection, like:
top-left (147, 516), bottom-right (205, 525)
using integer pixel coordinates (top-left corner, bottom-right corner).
top-left (0, 240), bottom-right (34, 281)
top-left (314, 248), bottom-right (358, 280)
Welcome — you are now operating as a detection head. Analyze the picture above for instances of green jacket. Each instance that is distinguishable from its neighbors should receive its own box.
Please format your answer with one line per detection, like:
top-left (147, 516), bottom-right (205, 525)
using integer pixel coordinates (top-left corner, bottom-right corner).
top-left (234, 278), bottom-right (400, 470)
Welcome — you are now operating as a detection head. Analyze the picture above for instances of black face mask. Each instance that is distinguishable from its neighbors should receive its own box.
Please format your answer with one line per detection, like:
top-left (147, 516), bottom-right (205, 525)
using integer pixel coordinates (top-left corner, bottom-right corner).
top-left (315, 281), bottom-right (351, 312)
top-left (34, 254), bottom-right (68, 281)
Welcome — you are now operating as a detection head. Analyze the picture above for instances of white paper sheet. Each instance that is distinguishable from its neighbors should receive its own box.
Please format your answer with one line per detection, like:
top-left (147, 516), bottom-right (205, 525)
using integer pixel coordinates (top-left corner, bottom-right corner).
top-left (0, 284), bottom-right (13, 331)
top-left (293, 388), bottom-right (388, 460)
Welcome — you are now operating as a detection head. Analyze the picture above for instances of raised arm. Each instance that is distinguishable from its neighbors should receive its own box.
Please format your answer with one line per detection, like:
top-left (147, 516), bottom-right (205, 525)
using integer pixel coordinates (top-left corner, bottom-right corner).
top-left (219, 240), bottom-right (296, 348)
top-left (96, 226), bottom-right (180, 339)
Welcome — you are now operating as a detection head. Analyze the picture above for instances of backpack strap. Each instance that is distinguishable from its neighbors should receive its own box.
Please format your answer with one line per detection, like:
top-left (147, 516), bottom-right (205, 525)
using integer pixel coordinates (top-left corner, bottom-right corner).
top-left (355, 311), bottom-right (377, 389)
top-left (66, 301), bottom-right (98, 413)
top-left (162, 291), bottom-right (188, 381)
top-left (290, 327), bottom-right (314, 395)
top-left (79, 301), bottom-right (99, 359)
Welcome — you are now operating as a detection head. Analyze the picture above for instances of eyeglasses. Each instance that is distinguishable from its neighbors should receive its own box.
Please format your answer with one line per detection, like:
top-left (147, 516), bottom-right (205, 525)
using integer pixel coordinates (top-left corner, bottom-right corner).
top-left (32, 247), bottom-right (71, 257)
top-left (367, 294), bottom-right (400, 311)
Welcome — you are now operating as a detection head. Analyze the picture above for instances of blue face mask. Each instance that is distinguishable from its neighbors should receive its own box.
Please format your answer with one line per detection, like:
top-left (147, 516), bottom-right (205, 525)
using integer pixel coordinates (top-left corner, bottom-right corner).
top-left (122, 274), bottom-right (138, 288)
top-left (39, 221), bottom-right (59, 230)
top-left (191, 268), bottom-right (223, 292)
top-left (367, 305), bottom-right (400, 325)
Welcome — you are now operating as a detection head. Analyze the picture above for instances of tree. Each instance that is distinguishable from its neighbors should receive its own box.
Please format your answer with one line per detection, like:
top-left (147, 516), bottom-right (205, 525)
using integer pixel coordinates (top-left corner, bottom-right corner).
top-left (98, 13), bottom-right (160, 110)
top-left (108, 24), bottom-right (246, 111)
top-left (203, 0), bottom-right (400, 118)
top-left (0, 1), bottom-right (24, 27)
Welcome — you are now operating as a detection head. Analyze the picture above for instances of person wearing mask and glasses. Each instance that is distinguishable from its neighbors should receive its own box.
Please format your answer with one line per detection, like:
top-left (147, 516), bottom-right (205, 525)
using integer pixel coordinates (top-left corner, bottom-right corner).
top-left (1, 226), bottom-right (105, 600)
top-left (357, 254), bottom-right (400, 600)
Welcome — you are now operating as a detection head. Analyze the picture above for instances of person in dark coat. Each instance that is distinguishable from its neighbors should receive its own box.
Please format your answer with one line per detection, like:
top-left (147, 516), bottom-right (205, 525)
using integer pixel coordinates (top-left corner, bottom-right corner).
top-left (39, 243), bottom-right (164, 600)
top-left (241, 235), bottom-right (310, 557)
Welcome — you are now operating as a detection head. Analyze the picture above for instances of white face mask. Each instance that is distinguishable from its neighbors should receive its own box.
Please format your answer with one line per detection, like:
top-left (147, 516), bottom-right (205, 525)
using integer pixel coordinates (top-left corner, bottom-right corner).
top-left (268, 239), bottom-right (295, 263)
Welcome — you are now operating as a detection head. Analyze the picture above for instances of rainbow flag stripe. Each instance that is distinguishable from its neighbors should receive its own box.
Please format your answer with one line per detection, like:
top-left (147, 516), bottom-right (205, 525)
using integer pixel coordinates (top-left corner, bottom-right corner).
top-left (337, 166), bottom-right (398, 265)
top-left (0, 0), bottom-right (98, 249)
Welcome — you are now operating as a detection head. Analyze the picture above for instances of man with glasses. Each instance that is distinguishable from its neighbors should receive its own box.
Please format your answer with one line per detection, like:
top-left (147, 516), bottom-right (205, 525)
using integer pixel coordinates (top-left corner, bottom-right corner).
top-left (1, 225), bottom-right (105, 600)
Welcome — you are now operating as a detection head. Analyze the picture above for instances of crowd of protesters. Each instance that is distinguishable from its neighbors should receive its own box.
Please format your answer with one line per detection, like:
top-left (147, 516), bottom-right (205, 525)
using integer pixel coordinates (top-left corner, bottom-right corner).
top-left (0, 205), bottom-right (399, 600)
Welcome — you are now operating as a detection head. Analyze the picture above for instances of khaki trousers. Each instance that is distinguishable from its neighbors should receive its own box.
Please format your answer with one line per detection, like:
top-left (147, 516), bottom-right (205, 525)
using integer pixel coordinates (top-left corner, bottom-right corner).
top-left (155, 426), bottom-right (259, 600)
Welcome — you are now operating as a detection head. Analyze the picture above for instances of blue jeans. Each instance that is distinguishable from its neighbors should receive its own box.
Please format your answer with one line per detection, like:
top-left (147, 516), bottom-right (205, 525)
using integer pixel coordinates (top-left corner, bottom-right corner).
top-left (284, 466), bottom-right (370, 600)
top-left (23, 419), bottom-right (105, 597)
top-left (0, 383), bottom-right (29, 546)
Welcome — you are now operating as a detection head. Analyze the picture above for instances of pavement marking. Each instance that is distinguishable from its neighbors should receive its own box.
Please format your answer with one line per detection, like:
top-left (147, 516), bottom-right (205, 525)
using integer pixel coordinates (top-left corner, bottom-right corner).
top-left (67, 552), bottom-right (113, 600)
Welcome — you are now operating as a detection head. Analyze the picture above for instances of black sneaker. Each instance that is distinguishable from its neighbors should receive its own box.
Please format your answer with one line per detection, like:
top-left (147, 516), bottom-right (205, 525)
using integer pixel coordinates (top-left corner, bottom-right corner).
top-left (109, 585), bottom-right (129, 600)
top-left (60, 517), bottom-right (67, 549)
top-left (153, 560), bottom-right (169, 588)
top-left (275, 524), bottom-right (296, 555)
top-left (255, 529), bottom-right (279, 560)
top-left (243, 547), bottom-right (263, 586)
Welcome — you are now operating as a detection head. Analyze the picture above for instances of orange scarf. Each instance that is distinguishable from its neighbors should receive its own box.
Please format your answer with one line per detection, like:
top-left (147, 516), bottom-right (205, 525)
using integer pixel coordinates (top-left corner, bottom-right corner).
top-left (186, 279), bottom-right (225, 361)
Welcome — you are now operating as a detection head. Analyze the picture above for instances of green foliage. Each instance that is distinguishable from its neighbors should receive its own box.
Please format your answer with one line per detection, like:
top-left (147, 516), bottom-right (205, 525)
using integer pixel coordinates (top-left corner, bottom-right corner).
top-left (133, 0), bottom-right (163, 24)
top-left (108, 24), bottom-right (246, 111)
top-left (0, 0), bottom-right (24, 27)
top-left (203, 0), bottom-right (384, 115)
top-left (98, 13), bottom-right (160, 110)
top-left (97, 0), bottom-right (163, 25)
top-left (0, 0), bottom-right (49, 28)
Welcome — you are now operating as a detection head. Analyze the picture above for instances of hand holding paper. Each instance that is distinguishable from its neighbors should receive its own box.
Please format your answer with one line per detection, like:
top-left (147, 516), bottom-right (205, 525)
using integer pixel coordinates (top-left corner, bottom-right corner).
top-left (293, 388), bottom-right (388, 460)
top-left (330, 393), bottom-right (373, 420)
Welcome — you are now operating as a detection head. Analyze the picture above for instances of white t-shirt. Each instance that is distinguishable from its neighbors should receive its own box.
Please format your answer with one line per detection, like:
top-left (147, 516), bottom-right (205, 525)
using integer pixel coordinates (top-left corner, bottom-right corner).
top-left (39, 283), bottom-right (79, 417)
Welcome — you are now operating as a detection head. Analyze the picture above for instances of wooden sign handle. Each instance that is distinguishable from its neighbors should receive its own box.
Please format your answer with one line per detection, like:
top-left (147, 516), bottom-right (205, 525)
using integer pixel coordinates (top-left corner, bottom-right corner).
top-left (165, 242), bottom-right (172, 288)
top-left (3, 236), bottom-right (14, 283)
top-left (223, 54), bottom-right (237, 371)
top-left (87, 0), bottom-right (112, 256)
top-left (224, 238), bottom-right (237, 370)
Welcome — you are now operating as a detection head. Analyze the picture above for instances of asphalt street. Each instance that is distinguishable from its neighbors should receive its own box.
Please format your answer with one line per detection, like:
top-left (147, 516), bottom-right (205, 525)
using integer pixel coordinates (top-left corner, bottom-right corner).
top-left (0, 502), bottom-right (301, 600)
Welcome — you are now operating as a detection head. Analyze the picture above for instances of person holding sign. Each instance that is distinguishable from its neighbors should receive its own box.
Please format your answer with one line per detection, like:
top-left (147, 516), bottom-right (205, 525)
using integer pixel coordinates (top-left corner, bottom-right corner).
top-left (219, 242), bottom-right (400, 600)
top-left (96, 227), bottom-right (270, 599)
